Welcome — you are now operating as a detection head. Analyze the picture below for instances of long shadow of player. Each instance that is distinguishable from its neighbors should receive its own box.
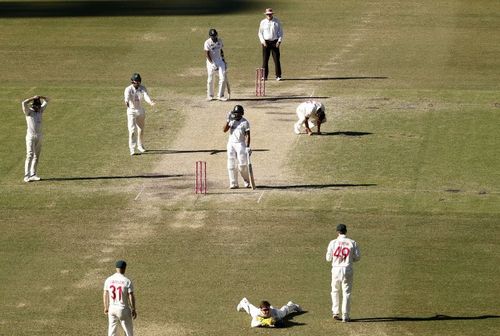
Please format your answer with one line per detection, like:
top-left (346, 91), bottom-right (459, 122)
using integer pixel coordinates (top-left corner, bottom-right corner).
top-left (257, 183), bottom-right (376, 190)
top-left (41, 174), bottom-right (183, 182)
top-left (143, 149), bottom-right (269, 155)
top-left (273, 311), bottom-right (308, 328)
top-left (319, 131), bottom-right (373, 137)
top-left (352, 314), bottom-right (500, 323)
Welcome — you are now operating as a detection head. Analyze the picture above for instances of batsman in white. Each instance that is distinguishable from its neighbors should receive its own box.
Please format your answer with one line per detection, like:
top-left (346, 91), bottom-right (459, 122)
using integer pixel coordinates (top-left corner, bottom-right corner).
top-left (22, 95), bottom-right (50, 182)
top-left (103, 260), bottom-right (137, 336)
top-left (124, 73), bottom-right (156, 155)
top-left (204, 28), bottom-right (229, 101)
top-left (294, 100), bottom-right (327, 135)
top-left (236, 298), bottom-right (302, 328)
top-left (326, 224), bottom-right (361, 322)
top-left (223, 105), bottom-right (251, 189)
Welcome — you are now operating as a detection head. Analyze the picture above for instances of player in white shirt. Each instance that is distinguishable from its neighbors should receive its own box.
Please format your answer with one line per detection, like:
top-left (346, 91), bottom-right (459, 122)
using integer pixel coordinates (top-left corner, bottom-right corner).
top-left (236, 298), bottom-right (302, 328)
top-left (258, 8), bottom-right (284, 80)
top-left (223, 105), bottom-right (251, 189)
top-left (103, 260), bottom-right (136, 336)
top-left (294, 100), bottom-right (327, 135)
top-left (124, 73), bottom-right (156, 155)
top-left (325, 224), bottom-right (361, 322)
top-left (204, 28), bottom-right (228, 101)
top-left (22, 95), bottom-right (49, 182)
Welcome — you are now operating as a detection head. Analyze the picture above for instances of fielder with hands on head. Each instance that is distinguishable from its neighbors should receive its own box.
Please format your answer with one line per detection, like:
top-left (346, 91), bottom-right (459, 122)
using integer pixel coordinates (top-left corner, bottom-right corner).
top-left (22, 95), bottom-right (50, 182)
top-left (124, 73), bottom-right (156, 155)
top-left (258, 8), bottom-right (284, 81)
top-left (223, 105), bottom-right (251, 189)
top-left (326, 224), bottom-right (361, 322)
top-left (204, 28), bottom-right (229, 101)
top-left (294, 100), bottom-right (326, 135)
top-left (103, 260), bottom-right (137, 336)
top-left (236, 297), bottom-right (302, 328)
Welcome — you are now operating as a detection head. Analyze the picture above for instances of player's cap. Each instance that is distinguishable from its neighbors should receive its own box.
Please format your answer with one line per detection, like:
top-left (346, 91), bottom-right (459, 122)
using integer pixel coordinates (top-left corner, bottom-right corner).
top-left (208, 28), bottom-right (218, 37)
top-left (32, 98), bottom-right (42, 107)
top-left (336, 224), bottom-right (347, 233)
top-left (264, 8), bottom-right (274, 15)
top-left (115, 260), bottom-right (127, 269)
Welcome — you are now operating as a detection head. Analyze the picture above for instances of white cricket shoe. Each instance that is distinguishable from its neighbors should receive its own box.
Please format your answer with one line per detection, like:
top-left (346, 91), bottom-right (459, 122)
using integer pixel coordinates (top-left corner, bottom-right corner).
top-left (229, 185), bottom-right (239, 189)
top-left (237, 297), bottom-right (249, 312)
top-left (137, 146), bottom-right (146, 153)
top-left (276, 77), bottom-right (282, 81)
top-left (294, 124), bottom-right (301, 134)
top-left (29, 175), bottom-right (41, 181)
top-left (206, 96), bottom-right (214, 101)
top-left (130, 150), bottom-right (135, 156)
top-left (244, 181), bottom-right (251, 188)
top-left (217, 96), bottom-right (228, 101)
top-left (23, 176), bottom-right (31, 183)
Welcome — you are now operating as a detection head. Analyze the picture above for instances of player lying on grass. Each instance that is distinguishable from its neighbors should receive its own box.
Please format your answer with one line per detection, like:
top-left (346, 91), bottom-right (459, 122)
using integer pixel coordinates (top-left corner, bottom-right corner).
top-left (236, 297), bottom-right (302, 327)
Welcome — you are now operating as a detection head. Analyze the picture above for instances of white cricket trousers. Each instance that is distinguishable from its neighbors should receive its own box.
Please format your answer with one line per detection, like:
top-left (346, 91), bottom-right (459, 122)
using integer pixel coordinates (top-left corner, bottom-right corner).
top-left (25, 134), bottom-right (42, 177)
top-left (108, 306), bottom-right (134, 336)
top-left (331, 266), bottom-right (354, 319)
top-left (226, 141), bottom-right (249, 187)
top-left (127, 111), bottom-right (145, 152)
top-left (206, 60), bottom-right (227, 98)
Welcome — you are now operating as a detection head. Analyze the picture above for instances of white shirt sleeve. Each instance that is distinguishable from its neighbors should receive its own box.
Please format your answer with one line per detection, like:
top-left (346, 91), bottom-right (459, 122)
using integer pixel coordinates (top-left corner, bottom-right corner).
top-left (142, 87), bottom-right (153, 106)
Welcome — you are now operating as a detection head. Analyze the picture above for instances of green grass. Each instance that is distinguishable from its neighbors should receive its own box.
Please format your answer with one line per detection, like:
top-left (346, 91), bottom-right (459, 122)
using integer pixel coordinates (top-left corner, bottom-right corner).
top-left (1, 1), bottom-right (500, 335)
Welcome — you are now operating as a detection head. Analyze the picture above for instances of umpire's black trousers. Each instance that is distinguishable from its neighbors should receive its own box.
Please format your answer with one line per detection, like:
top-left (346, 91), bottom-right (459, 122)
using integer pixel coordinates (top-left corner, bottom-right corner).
top-left (262, 39), bottom-right (282, 80)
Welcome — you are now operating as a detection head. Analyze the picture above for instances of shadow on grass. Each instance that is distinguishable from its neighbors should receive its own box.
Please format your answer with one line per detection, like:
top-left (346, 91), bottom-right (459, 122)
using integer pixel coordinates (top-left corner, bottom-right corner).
top-left (42, 174), bottom-right (183, 181)
top-left (235, 96), bottom-right (329, 102)
top-left (353, 314), bottom-right (500, 322)
top-left (319, 131), bottom-right (373, 137)
top-left (256, 183), bottom-right (376, 190)
top-left (143, 149), bottom-right (269, 155)
top-left (281, 76), bottom-right (388, 81)
top-left (0, 0), bottom-right (259, 17)
top-left (274, 311), bottom-right (308, 328)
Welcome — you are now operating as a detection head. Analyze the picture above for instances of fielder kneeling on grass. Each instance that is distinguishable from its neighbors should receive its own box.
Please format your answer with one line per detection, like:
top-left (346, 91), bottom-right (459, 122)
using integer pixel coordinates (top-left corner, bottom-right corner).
top-left (237, 298), bottom-right (302, 328)
top-left (223, 105), bottom-right (252, 189)
top-left (294, 100), bottom-right (326, 135)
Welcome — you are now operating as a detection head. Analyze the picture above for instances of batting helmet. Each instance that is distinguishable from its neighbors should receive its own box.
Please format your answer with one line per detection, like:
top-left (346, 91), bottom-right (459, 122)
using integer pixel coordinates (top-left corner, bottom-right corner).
top-left (131, 73), bottom-right (142, 83)
top-left (209, 28), bottom-right (218, 37)
top-left (232, 105), bottom-right (244, 115)
top-left (32, 98), bottom-right (42, 108)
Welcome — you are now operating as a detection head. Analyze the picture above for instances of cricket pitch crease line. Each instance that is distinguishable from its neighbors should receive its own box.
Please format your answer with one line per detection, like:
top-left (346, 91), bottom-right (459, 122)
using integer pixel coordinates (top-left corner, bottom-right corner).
top-left (134, 185), bottom-right (145, 201)
top-left (257, 191), bottom-right (265, 203)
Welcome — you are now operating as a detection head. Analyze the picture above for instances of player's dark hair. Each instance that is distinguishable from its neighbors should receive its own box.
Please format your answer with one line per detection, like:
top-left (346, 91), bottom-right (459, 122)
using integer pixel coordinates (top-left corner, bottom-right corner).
top-left (259, 300), bottom-right (271, 308)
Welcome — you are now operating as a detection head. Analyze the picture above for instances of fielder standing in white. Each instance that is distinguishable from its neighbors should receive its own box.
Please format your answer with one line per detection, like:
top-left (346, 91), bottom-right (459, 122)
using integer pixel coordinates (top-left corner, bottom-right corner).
top-left (326, 224), bottom-right (361, 322)
top-left (22, 95), bottom-right (50, 182)
top-left (223, 105), bottom-right (251, 189)
top-left (103, 260), bottom-right (137, 336)
top-left (204, 28), bottom-right (229, 101)
top-left (294, 100), bottom-right (326, 135)
top-left (236, 298), bottom-right (302, 328)
top-left (124, 73), bottom-right (156, 155)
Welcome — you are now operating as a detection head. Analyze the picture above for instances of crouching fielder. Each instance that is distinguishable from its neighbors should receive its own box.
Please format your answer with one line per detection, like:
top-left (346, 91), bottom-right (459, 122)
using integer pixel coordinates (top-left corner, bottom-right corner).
top-left (294, 100), bottom-right (326, 135)
top-left (237, 298), bottom-right (302, 328)
top-left (223, 105), bottom-right (251, 189)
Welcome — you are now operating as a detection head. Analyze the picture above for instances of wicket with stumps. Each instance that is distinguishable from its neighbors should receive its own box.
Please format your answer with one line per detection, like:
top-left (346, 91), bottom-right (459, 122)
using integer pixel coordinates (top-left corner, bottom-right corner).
top-left (195, 161), bottom-right (207, 194)
top-left (255, 68), bottom-right (265, 96)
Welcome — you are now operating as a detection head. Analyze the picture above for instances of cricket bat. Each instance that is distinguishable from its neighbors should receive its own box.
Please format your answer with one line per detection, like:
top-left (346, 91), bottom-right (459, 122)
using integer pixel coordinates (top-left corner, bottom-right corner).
top-left (226, 76), bottom-right (231, 99)
top-left (247, 151), bottom-right (256, 190)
